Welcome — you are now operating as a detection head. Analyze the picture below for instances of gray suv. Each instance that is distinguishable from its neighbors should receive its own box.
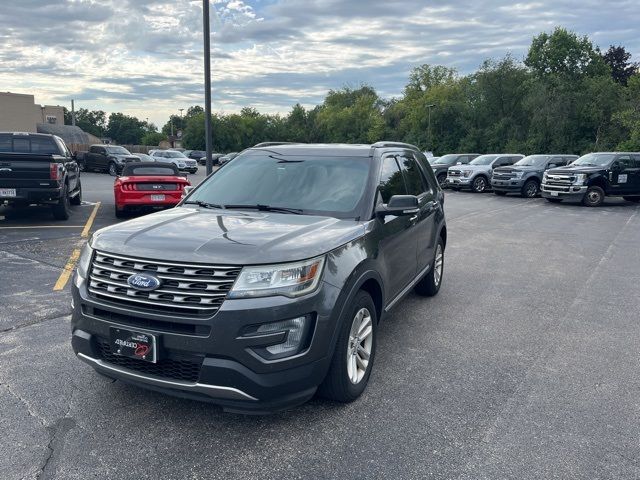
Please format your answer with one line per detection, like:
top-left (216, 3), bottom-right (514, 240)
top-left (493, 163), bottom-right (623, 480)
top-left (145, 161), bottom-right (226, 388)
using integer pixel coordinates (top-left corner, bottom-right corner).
top-left (430, 153), bottom-right (480, 187)
top-left (492, 155), bottom-right (578, 197)
top-left (447, 154), bottom-right (524, 193)
top-left (71, 142), bottom-right (447, 413)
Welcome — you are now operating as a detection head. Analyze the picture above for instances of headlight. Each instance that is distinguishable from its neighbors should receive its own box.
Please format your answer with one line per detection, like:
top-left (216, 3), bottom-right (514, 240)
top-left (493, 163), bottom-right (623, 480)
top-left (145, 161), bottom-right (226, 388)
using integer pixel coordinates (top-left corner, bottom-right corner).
top-left (229, 256), bottom-right (325, 298)
top-left (77, 243), bottom-right (94, 279)
top-left (543, 172), bottom-right (549, 181)
top-left (514, 171), bottom-right (525, 179)
top-left (462, 171), bottom-right (471, 178)
top-left (573, 174), bottom-right (587, 184)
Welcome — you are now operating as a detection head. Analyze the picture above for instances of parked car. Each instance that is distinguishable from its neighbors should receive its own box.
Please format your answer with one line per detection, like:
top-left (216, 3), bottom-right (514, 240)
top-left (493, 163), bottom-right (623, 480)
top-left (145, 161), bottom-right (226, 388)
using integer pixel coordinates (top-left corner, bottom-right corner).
top-left (431, 153), bottom-right (480, 187)
top-left (0, 132), bottom-right (82, 220)
top-left (218, 152), bottom-right (239, 166)
top-left (492, 154), bottom-right (578, 198)
top-left (185, 150), bottom-right (206, 161)
top-left (541, 152), bottom-right (640, 206)
top-left (133, 153), bottom-right (156, 163)
top-left (150, 150), bottom-right (198, 174)
top-left (83, 145), bottom-right (141, 176)
top-left (113, 162), bottom-right (190, 218)
top-left (71, 141), bottom-right (447, 412)
top-left (447, 154), bottom-right (524, 193)
top-left (427, 157), bottom-right (439, 165)
top-left (198, 153), bottom-right (225, 166)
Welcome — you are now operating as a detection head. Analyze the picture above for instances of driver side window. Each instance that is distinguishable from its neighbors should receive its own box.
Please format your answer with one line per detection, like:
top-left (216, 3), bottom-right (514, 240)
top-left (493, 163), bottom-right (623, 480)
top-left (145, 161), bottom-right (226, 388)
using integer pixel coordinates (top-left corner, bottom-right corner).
top-left (378, 156), bottom-right (406, 204)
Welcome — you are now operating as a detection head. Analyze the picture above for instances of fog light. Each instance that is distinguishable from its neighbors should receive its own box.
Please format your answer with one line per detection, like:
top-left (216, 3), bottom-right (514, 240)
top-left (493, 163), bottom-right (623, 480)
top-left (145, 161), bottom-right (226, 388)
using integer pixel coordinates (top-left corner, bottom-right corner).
top-left (256, 316), bottom-right (307, 356)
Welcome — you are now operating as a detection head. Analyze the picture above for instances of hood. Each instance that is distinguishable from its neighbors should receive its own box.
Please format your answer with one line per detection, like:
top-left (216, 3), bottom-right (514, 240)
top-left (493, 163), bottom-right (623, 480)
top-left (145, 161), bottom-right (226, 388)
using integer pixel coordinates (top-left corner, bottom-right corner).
top-left (112, 154), bottom-right (140, 162)
top-left (451, 164), bottom-right (490, 172)
top-left (493, 165), bottom-right (540, 173)
top-left (91, 206), bottom-right (366, 265)
top-left (547, 165), bottom-right (604, 175)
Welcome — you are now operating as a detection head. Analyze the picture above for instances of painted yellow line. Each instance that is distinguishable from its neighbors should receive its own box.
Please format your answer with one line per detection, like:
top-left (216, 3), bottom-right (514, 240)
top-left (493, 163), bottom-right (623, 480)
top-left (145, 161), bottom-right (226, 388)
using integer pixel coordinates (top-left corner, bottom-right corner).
top-left (81, 201), bottom-right (101, 238)
top-left (0, 225), bottom-right (84, 229)
top-left (53, 248), bottom-right (81, 291)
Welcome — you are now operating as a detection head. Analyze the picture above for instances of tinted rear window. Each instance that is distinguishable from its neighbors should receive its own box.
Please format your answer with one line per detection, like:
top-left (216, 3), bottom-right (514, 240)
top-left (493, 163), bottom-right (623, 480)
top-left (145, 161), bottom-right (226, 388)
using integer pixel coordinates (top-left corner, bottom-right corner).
top-left (123, 165), bottom-right (179, 176)
top-left (0, 134), bottom-right (59, 154)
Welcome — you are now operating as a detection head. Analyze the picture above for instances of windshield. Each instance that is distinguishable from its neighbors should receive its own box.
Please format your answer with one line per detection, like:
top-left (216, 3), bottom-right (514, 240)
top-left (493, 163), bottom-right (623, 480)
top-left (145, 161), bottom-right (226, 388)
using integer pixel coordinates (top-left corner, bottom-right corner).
top-left (515, 155), bottom-right (549, 167)
top-left (571, 153), bottom-right (616, 167)
top-left (164, 151), bottom-right (187, 158)
top-left (106, 146), bottom-right (131, 155)
top-left (186, 153), bottom-right (371, 218)
top-left (433, 154), bottom-right (460, 165)
top-left (469, 155), bottom-right (498, 166)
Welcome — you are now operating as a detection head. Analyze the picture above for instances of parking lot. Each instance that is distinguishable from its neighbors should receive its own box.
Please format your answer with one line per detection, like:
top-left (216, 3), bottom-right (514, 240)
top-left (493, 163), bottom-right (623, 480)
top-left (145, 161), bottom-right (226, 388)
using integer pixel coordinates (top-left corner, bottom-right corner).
top-left (1, 172), bottom-right (639, 479)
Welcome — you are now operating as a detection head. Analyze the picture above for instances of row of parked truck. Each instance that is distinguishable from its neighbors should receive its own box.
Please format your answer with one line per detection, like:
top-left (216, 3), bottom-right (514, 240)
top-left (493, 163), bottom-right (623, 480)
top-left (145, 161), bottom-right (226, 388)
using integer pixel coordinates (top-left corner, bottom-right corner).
top-left (429, 152), bottom-right (640, 207)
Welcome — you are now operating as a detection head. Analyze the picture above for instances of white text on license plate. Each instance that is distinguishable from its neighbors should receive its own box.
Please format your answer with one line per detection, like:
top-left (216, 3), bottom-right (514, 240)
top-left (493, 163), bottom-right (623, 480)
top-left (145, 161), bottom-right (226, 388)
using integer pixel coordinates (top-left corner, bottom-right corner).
top-left (150, 194), bottom-right (165, 201)
top-left (550, 191), bottom-right (558, 196)
top-left (0, 188), bottom-right (16, 197)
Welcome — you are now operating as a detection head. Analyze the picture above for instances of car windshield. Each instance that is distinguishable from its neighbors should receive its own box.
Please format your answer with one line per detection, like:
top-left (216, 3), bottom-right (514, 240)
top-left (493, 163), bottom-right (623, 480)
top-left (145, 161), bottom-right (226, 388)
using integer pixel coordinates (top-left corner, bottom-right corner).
top-left (515, 155), bottom-right (549, 167)
top-left (106, 146), bottom-right (131, 155)
top-left (164, 151), bottom-right (187, 158)
top-left (433, 154), bottom-right (460, 165)
top-left (571, 153), bottom-right (617, 167)
top-left (186, 153), bottom-right (371, 218)
top-left (469, 155), bottom-right (498, 165)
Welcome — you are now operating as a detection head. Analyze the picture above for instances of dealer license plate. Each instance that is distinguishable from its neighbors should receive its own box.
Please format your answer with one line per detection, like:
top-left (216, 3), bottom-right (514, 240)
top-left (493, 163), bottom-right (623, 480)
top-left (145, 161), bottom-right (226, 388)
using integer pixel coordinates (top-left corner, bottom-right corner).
top-left (110, 327), bottom-right (157, 363)
top-left (0, 188), bottom-right (16, 197)
top-left (150, 194), bottom-right (165, 201)
top-left (550, 191), bottom-right (558, 196)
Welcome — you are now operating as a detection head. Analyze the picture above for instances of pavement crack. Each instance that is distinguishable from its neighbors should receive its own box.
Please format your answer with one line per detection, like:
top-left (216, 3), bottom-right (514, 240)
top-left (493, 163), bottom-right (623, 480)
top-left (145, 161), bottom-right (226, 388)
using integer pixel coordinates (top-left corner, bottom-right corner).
top-left (0, 382), bottom-right (47, 426)
top-left (37, 417), bottom-right (76, 480)
top-left (0, 313), bottom-right (70, 335)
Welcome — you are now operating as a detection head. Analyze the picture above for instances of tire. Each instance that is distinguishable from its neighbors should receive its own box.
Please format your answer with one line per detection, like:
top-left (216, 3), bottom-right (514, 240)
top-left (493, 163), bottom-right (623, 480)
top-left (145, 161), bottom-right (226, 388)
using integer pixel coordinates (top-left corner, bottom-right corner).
top-left (623, 196), bottom-right (640, 203)
top-left (115, 206), bottom-right (127, 219)
top-left (108, 162), bottom-right (118, 176)
top-left (494, 191), bottom-right (507, 196)
top-left (471, 176), bottom-right (488, 193)
top-left (52, 184), bottom-right (71, 220)
top-left (545, 198), bottom-right (562, 203)
top-left (78, 160), bottom-right (86, 172)
top-left (318, 291), bottom-right (377, 403)
top-left (582, 186), bottom-right (605, 207)
top-left (70, 180), bottom-right (82, 205)
top-left (436, 173), bottom-right (447, 188)
top-left (521, 179), bottom-right (539, 198)
top-left (415, 238), bottom-right (444, 297)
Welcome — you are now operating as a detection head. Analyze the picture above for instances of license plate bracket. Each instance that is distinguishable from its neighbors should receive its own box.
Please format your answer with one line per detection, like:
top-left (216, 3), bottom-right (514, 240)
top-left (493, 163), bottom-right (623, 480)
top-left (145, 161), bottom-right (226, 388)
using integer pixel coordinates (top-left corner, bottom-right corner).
top-left (150, 194), bottom-right (165, 201)
top-left (109, 327), bottom-right (157, 363)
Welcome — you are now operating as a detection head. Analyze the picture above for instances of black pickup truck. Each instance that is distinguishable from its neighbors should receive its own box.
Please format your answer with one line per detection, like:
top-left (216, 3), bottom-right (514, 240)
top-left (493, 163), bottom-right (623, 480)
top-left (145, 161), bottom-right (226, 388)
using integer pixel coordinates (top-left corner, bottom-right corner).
top-left (541, 152), bottom-right (640, 206)
top-left (0, 132), bottom-right (82, 219)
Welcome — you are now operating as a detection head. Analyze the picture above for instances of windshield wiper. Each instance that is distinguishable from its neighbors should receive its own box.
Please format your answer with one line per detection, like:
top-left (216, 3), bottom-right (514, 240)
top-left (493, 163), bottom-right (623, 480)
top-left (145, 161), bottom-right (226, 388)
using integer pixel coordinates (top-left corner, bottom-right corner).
top-left (224, 204), bottom-right (304, 214)
top-left (184, 200), bottom-right (224, 209)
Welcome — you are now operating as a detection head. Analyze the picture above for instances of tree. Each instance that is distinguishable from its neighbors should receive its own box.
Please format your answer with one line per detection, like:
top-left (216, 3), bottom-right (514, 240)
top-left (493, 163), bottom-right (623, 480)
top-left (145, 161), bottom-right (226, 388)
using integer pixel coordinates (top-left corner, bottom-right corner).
top-left (63, 108), bottom-right (107, 137)
top-left (141, 131), bottom-right (165, 146)
top-left (106, 113), bottom-right (146, 144)
top-left (525, 27), bottom-right (607, 78)
top-left (603, 46), bottom-right (638, 85)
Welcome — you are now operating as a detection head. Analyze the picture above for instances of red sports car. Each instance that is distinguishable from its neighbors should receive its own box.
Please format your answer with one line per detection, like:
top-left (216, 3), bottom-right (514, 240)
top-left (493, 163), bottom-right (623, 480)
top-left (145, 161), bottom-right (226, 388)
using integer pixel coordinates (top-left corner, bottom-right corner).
top-left (114, 162), bottom-right (191, 218)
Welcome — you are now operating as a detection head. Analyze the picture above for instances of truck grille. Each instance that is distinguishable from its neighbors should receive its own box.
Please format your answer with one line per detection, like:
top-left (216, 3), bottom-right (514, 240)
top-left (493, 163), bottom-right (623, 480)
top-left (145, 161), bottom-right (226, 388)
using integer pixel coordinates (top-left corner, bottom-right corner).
top-left (448, 169), bottom-right (461, 177)
top-left (493, 172), bottom-right (515, 180)
top-left (95, 338), bottom-right (202, 382)
top-left (88, 251), bottom-right (241, 317)
top-left (545, 174), bottom-right (574, 185)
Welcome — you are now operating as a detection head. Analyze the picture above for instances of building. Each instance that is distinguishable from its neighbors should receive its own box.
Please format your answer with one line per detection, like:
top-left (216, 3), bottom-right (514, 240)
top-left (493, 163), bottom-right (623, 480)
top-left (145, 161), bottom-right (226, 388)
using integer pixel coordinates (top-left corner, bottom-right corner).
top-left (0, 92), bottom-right (65, 132)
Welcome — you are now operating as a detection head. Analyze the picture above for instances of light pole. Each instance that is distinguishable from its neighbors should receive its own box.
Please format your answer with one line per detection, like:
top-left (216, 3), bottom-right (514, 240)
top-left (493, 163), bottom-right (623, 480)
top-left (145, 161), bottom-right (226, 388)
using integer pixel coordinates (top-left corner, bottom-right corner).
top-left (179, 108), bottom-right (184, 118)
top-left (203, 0), bottom-right (213, 175)
top-left (427, 104), bottom-right (435, 151)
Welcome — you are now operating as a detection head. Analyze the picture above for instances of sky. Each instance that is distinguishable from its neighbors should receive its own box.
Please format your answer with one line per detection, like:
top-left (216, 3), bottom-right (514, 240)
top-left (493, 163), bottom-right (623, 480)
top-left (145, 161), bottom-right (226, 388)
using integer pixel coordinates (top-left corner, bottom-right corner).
top-left (1, 0), bottom-right (638, 128)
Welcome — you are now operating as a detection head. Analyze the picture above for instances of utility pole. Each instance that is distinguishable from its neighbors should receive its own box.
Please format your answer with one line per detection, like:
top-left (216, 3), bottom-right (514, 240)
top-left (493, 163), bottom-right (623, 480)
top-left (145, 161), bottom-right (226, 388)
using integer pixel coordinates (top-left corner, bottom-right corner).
top-left (71, 99), bottom-right (76, 126)
top-left (203, 0), bottom-right (213, 175)
top-left (427, 104), bottom-right (435, 150)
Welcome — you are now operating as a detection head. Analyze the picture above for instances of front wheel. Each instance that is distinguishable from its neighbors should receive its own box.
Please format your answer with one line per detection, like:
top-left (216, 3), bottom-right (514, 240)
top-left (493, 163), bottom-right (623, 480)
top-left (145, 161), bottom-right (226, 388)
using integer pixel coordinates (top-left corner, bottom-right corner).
top-left (582, 186), bottom-right (605, 207)
top-left (436, 173), bottom-right (447, 188)
top-left (318, 291), bottom-right (377, 403)
top-left (471, 176), bottom-right (488, 193)
top-left (108, 162), bottom-right (118, 176)
top-left (521, 179), bottom-right (539, 198)
top-left (415, 238), bottom-right (444, 296)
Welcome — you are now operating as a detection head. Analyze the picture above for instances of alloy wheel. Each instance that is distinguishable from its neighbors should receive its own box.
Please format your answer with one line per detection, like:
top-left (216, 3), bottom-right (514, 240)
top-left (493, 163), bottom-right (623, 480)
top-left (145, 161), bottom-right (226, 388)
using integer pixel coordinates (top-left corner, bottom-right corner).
top-left (347, 308), bottom-right (373, 384)
top-left (434, 243), bottom-right (443, 286)
top-left (473, 177), bottom-right (486, 192)
top-left (525, 182), bottom-right (538, 197)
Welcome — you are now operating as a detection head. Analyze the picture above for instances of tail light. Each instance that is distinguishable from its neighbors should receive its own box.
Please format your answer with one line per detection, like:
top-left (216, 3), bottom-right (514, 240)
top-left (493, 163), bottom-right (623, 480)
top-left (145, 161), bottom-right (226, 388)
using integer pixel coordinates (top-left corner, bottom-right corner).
top-left (121, 183), bottom-right (137, 191)
top-left (50, 163), bottom-right (62, 180)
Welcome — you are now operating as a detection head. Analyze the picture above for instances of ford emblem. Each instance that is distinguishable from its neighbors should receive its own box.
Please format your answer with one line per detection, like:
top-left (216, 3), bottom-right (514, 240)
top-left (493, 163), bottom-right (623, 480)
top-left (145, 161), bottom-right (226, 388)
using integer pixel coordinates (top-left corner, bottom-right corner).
top-left (127, 273), bottom-right (161, 291)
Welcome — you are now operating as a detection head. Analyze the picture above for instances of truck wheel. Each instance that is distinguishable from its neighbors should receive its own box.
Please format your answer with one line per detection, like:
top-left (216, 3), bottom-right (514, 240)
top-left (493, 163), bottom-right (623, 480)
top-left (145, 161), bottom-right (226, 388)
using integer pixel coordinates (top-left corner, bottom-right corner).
top-left (582, 186), bottom-right (605, 207)
top-left (521, 179), bottom-right (539, 198)
top-left (78, 160), bottom-right (86, 172)
top-left (494, 191), bottom-right (507, 196)
top-left (70, 180), bottom-right (82, 205)
top-left (52, 185), bottom-right (71, 220)
top-left (108, 162), bottom-right (118, 176)
top-left (318, 291), bottom-right (377, 403)
top-left (471, 176), bottom-right (488, 193)
top-left (623, 196), bottom-right (640, 203)
top-left (415, 238), bottom-right (444, 297)
top-left (436, 173), bottom-right (447, 187)
top-left (546, 198), bottom-right (562, 203)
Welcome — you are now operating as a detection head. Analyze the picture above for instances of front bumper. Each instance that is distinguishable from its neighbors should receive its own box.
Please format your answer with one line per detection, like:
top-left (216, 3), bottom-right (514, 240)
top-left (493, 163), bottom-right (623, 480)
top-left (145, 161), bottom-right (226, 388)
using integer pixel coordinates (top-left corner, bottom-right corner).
top-left (71, 273), bottom-right (341, 413)
top-left (541, 183), bottom-right (587, 200)
top-left (446, 177), bottom-right (471, 188)
top-left (491, 178), bottom-right (525, 192)
top-left (115, 192), bottom-right (183, 210)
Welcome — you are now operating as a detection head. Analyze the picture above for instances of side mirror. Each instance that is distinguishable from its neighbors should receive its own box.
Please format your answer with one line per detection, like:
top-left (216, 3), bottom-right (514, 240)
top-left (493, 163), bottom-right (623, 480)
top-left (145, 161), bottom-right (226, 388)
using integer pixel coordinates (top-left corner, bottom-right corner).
top-left (610, 162), bottom-right (621, 172)
top-left (376, 195), bottom-right (419, 217)
top-left (456, 161), bottom-right (462, 165)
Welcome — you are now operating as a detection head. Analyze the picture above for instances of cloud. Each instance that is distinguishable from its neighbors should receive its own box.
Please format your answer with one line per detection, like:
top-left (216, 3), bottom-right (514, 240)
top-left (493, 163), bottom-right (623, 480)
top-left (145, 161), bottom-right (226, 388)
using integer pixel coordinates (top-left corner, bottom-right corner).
top-left (0, 0), bottom-right (638, 126)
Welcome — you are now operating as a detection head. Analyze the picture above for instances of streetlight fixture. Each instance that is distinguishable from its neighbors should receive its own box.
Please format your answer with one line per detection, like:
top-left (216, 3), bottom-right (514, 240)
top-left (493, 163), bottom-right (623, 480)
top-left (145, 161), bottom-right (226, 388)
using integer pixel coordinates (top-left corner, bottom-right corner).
top-left (203, 0), bottom-right (213, 175)
top-left (179, 108), bottom-right (184, 117)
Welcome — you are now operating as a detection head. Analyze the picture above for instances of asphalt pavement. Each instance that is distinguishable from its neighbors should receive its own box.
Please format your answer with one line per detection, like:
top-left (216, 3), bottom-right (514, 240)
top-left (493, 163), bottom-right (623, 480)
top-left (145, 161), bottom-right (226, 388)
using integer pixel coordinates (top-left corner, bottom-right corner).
top-left (1, 172), bottom-right (639, 479)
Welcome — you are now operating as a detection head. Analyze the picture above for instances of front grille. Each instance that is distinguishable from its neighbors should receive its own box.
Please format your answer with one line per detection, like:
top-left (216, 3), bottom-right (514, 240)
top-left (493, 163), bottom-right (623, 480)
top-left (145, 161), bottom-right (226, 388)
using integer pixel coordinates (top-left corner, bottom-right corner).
top-left (545, 174), bottom-right (574, 185)
top-left (95, 338), bottom-right (202, 382)
top-left (448, 170), bottom-right (461, 177)
top-left (88, 251), bottom-right (241, 317)
top-left (493, 172), bottom-right (515, 180)
top-left (87, 306), bottom-right (211, 336)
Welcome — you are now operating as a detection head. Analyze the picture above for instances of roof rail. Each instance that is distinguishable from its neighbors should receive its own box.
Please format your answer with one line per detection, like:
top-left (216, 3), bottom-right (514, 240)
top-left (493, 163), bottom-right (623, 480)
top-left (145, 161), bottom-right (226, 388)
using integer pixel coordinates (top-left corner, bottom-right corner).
top-left (371, 141), bottom-right (421, 152)
top-left (252, 142), bottom-right (302, 148)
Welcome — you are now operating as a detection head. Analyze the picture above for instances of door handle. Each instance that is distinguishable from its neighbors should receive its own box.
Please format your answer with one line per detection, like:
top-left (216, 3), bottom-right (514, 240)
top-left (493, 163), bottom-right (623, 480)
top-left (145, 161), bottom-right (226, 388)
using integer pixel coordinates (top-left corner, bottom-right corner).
top-left (0, 168), bottom-right (12, 172)
top-left (409, 214), bottom-right (419, 224)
